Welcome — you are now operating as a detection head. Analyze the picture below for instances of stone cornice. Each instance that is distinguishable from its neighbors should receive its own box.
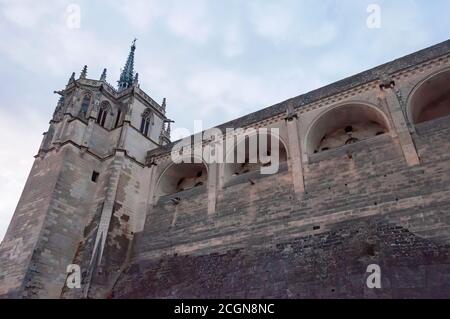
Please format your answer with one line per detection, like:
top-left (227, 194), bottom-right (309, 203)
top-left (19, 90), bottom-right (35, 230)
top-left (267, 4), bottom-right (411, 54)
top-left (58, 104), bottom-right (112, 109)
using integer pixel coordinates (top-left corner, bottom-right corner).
top-left (37, 140), bottom-right (146, 168)
top-left (65, 78), bottom-right (166, 117)
top-left (58, 113), bottom-right (161, 146)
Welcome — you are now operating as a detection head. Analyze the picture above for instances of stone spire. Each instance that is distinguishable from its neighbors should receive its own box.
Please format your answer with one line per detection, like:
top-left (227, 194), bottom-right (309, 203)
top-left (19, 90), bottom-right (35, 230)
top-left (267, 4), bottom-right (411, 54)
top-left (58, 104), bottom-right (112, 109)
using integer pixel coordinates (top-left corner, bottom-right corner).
top-left (118, 39), bottom-right (137, 91)
top-left (68, 72), bottom-right (76, 84)
top-left (80, 65), bottom-right (88, 79)
top-left (100, 68), bottom-right (107, 81)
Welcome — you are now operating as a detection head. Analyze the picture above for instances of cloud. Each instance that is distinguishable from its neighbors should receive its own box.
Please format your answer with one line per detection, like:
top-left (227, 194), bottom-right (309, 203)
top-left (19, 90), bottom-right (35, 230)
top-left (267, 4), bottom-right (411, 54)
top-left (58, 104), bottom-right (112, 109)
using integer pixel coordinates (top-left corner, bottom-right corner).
top-left (246, 0), bottom-right (339, 47)
top-left (0, 0), bottom-right (57, 28)
top-left (107, 0), bottom-right (213, 43)
top-left (248, 2), bottom-right (294, 42)
top-left (0, 0), bottom-right (123, 78)
top-left (222, 23), bottom-right (245, 58)
top-left (108, 0), bottom-right (164, 31)
top-left (183, 64), bottom-right (326, 126)
top-left (166, 0), bottom-right (212, 44)
top-left (298, 22), bottom-right (338, 47)
top-left (185, 68), bottom-right (267, 119)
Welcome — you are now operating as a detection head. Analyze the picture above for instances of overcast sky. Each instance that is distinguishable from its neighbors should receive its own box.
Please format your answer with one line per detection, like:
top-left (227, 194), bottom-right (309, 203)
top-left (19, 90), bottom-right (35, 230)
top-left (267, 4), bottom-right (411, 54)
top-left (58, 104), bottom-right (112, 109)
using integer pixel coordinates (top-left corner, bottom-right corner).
top-left (0, 0), bottom-right (449, 241)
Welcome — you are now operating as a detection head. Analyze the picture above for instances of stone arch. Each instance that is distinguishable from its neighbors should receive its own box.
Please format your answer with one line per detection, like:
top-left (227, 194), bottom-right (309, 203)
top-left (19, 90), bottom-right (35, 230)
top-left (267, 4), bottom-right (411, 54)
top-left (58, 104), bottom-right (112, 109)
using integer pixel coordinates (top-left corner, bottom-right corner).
top-left (80, 92), bottom-right (92, 118)
top-left (97, 101), bottom-right (111, 128)
top-left (154, 157), bottom-right (209, 198)
top-left (140, 108), bottom-right (154, 136)
top-left (304, 102), bottom-right (391, 155)
top-left (222, 130), bottom-right (289, 185)
top-left (407, 68), bottom-right (450, 125)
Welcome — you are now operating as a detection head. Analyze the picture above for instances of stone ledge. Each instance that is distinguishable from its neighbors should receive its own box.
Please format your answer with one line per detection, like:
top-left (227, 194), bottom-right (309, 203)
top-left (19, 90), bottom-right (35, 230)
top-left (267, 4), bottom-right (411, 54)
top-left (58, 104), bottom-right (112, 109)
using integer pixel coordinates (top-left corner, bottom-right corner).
top-left (308, 134), bottom-right (392, 164)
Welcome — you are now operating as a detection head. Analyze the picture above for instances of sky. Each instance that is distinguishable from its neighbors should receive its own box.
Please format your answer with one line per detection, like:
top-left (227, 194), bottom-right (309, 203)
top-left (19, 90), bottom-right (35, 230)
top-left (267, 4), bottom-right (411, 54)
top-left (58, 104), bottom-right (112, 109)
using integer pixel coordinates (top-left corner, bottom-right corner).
top-left (0, 0), bottom-right (449, 241)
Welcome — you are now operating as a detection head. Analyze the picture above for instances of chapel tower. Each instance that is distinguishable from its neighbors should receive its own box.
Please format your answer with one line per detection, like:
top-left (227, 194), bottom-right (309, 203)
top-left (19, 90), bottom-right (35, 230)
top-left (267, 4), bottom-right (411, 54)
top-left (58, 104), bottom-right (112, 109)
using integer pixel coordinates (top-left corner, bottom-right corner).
top-left (0, 41), bottom-right (171, 298)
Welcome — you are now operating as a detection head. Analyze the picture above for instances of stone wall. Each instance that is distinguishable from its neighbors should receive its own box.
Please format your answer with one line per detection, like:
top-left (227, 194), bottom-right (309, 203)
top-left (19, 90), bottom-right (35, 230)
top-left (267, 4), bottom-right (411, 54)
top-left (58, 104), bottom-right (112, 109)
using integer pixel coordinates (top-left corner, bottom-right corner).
top-left (1, 40), bottom-right (450, 299)
top-left (0, 151), bottom-right (64, 298)
top-left (0, 145), bottom-right (102, 298)
top-left (112, 116), bottom-right (450, 298)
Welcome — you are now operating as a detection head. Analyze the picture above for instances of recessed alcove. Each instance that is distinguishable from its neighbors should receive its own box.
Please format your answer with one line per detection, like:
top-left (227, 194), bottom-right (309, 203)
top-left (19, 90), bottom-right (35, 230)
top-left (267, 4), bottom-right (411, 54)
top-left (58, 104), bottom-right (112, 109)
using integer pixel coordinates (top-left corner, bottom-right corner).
top-left (305, 103), bottom-right (390, 156)
top-left (155, 161), bottom-right (208, 198)
top-left (222, 133), bottom-right (288, 187)
top-left (409, 70), bottom-right (450, 125)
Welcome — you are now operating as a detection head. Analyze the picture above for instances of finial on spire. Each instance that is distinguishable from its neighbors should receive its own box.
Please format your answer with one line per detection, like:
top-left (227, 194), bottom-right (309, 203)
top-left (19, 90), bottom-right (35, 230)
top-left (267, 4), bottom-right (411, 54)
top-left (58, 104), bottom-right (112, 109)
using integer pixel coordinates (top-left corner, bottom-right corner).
top-left (80, 65), bottom-right (88, 79)
top-left (100, 68), bottom-right (107, 81)
top-left (118, 39), bottom-right (137, 91)
top-left (162, 98), bottom-right (167, 110)
top-left (133, 72), bottom-right (139, 86)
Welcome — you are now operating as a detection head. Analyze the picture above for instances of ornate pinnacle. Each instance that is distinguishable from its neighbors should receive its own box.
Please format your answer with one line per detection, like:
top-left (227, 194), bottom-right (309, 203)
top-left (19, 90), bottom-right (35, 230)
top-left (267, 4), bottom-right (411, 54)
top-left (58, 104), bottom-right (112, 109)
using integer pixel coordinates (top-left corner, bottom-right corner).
top-left (162, 98), bottom-right (167, 110)
top-left (133, 72), bottom-right (139, 85)
top-left (100, 68), bottom-right (107, 81)
top-left (118, 39), bottom-right (137, 91)
top-left (80, 65), bottom-right (88, 79)
top-left (68, 72), bottom-right (75, 84)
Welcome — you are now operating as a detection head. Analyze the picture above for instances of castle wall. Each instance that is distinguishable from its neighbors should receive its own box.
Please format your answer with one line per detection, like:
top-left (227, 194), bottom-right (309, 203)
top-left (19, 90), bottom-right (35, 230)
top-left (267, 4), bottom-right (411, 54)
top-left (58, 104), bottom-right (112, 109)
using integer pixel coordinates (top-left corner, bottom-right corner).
top-left (59, 155), bottom-right (152, 299)
top-left (0, 145), bottom-right (104, 298)
top-left (124, 127), bottom-right (158, 163)
top-left (0, 151), bottom-right (64, 298)
top-left (112, 117), bottom-right (450, 298)
top-left (24, 146), bottom-right (104, 298)
top-left (89, 125), bottom-right (121, 157)
top-left (2, 41), bottom-right (450, 299)
top-left (61, 119), bottom-right (86, 145)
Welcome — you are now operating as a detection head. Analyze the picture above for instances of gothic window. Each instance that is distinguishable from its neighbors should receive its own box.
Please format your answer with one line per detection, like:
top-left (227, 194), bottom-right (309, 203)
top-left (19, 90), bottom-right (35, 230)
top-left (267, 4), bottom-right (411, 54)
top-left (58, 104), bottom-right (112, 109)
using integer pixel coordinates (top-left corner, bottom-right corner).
top-left (115, 110), bottom-right (122, 128)
top-left (140, 109), bottom-right (154, 137)
top-left (97, 101), bottom-right (110, 128)
top-left (80, 94), bottom-right (91, 118)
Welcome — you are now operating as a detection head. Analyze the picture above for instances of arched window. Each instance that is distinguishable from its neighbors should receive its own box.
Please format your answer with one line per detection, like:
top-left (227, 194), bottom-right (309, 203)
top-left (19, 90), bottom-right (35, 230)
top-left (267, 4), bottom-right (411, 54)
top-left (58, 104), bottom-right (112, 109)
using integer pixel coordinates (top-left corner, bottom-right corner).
top-left (80, 94), bottom-right (91, 118)
top-left (409, 70), bottom-right (450, 125)
top-left (97, 101), bottom-right (110, 127)
top-left (140, 109), bottom-right (154, 137)
top-left (114, 110), bottom-right (122, 128)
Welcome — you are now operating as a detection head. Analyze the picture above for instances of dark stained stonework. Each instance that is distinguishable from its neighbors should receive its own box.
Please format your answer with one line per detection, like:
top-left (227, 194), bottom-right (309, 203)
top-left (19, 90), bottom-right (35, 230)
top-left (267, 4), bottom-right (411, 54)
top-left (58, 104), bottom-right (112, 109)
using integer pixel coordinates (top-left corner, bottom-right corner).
top-left (112, 218), bottom-right (450, 299)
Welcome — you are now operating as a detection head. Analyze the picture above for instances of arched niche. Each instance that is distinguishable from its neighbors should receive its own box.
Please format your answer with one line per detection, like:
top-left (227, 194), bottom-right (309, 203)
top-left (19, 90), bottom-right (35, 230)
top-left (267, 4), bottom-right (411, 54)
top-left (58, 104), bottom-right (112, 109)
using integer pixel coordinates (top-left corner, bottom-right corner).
top-left (155, 160), bottom-right (208, 198)
top-left (305, 103), bottom-right (390, 155)
top-left (97, 101), bottom-right (111, 128)
top-left (223, 132), bottom-right (288, 185)
top-left (409, 69), bottom-right (450, 125)
top-left (79, 92), bottom-right (92, 118)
